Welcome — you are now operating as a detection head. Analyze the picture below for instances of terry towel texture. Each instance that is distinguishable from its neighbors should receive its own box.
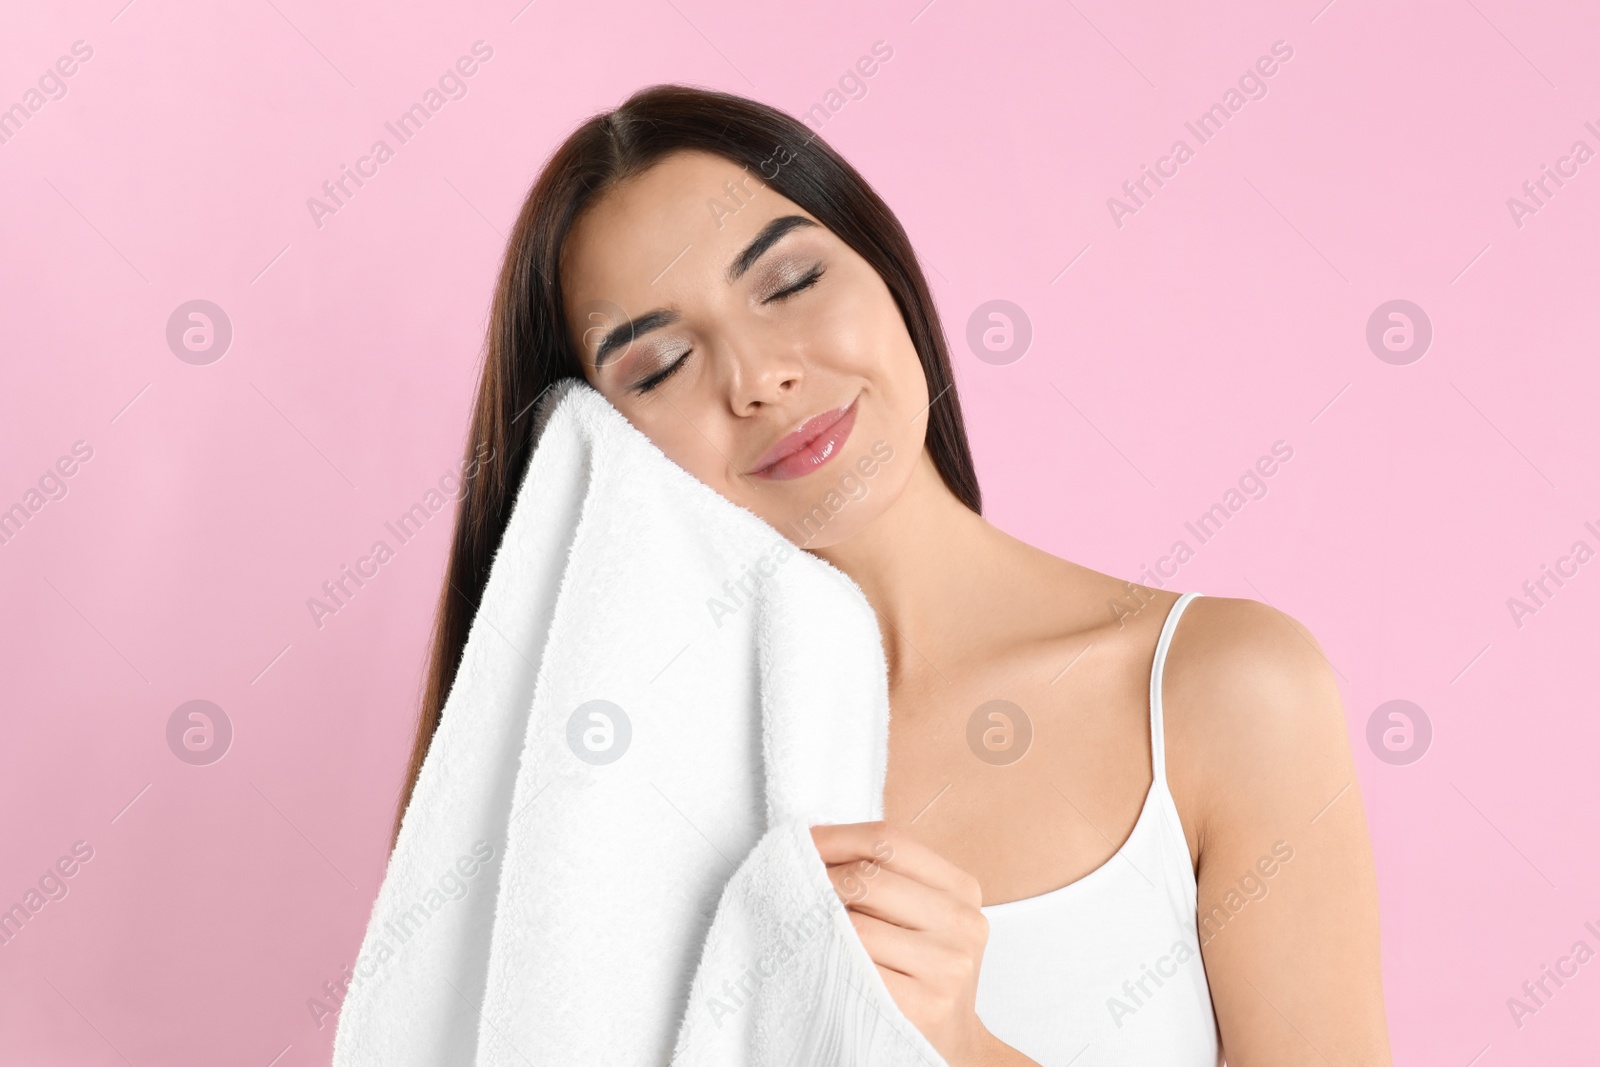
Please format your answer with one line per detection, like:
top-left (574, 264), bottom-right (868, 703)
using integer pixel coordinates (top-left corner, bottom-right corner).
top-left (331, 377), bottom-right (947, 1065)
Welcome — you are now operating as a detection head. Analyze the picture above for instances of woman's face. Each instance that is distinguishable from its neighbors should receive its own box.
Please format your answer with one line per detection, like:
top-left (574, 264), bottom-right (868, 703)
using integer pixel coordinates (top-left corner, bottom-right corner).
top-left (561, 148), bottom-right (929, 549)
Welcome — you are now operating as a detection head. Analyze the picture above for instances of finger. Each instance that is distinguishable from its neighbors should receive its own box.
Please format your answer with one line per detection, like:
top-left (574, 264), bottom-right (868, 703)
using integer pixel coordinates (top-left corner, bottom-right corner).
top-left (810, 821), bottom-right (980, 905)
top-left (823, 848), bottom-right (910, 906)
top-left (854, 911), bottom-right (988, 1025)
top-left (824, 861), bottom-right (961, 933)
top-left (848, 908), bottom-right (939, 979)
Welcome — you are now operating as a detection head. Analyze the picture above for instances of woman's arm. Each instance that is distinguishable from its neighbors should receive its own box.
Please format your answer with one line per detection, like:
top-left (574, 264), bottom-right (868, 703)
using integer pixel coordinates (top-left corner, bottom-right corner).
top-left (1165, 596), bottom-right (1393, 1065)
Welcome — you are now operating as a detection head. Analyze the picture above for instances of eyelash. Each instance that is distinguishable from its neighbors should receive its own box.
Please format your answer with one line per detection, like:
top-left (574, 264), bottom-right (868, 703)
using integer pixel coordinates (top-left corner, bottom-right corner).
top-left (633, 355), bottom-right (689, 396)
top-left (766, 264), bottom-right (825, 303)
top-left (631, 265), bottom-right (826, 396)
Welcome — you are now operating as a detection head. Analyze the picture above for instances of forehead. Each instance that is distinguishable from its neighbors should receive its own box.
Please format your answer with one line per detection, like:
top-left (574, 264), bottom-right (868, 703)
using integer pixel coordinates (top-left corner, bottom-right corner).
top-left (561, 149), bottom-right (809, 309)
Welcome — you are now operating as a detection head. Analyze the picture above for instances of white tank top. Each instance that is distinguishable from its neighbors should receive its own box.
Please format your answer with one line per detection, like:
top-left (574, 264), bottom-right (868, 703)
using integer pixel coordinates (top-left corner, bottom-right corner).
top-left (973, 590), bottom-right (1222, 1065)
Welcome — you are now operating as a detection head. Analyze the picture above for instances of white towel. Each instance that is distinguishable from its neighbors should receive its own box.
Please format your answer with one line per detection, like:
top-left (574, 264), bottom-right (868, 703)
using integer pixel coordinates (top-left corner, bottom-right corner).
top-left (331, 377), bottom-right (948, 1066)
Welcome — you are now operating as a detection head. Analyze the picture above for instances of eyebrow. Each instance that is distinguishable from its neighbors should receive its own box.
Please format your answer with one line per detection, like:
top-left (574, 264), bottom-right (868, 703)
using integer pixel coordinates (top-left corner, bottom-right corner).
top-left (590, 214), bottom-right (820, 369)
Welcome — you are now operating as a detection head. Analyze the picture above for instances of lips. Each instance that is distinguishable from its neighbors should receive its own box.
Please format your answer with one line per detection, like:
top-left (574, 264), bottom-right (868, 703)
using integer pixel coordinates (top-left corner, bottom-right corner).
top-left (748, 395), bottom-right (859, 480)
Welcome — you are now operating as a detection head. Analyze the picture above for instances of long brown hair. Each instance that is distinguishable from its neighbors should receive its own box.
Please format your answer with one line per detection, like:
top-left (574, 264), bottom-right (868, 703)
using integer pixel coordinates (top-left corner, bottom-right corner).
top-left (390, 83), bottom-right (983, 851)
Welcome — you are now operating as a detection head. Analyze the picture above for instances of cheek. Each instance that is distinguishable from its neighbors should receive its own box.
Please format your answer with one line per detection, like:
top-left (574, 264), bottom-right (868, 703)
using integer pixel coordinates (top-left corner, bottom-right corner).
top-left (810, 284), bottom-right (927, 456)
top-left (862, 320), bottom-right (928, 433)
top-left (813, 284), bottom-right (917, 387)
top-left (888, 331), bottom-right (927, 401)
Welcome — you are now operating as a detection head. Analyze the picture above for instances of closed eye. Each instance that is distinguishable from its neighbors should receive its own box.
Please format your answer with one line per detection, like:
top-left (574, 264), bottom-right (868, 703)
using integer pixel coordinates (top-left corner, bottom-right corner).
top-left (763, 265), bottom-right (825, 303)
top-left (632, 350), bottom-right (690, 396)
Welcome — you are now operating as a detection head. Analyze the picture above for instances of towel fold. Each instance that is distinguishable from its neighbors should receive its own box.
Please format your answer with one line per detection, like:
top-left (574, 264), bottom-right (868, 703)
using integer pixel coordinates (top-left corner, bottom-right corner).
top-left (332, 377), bottom-right (947, 1065)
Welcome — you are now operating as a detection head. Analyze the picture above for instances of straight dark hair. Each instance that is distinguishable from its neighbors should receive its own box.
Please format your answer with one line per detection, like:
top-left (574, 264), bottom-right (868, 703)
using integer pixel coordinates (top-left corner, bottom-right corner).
top-left (391, 83), bottom-right (982, 851)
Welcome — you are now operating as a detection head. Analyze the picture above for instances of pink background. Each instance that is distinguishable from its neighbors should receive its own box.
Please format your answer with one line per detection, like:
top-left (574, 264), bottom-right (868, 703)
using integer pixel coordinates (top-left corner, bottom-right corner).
top-left (3, 0), bottom-right (1597, 1063)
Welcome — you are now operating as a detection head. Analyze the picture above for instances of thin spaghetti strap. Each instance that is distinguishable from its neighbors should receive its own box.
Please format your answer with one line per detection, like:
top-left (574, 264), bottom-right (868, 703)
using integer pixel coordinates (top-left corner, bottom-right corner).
top-left (1149, 591), bottom-right (1202, 786)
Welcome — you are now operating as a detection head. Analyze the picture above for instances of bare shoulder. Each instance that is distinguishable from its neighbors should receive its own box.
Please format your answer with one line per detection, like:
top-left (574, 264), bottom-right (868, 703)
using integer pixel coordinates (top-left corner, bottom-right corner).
top-left (1164, 594), bottom-right (1342, 719)
top-left (1160, 594), bottom-right (1354, 851)
top-left (1158, 595), bottom-right (1393, 1062)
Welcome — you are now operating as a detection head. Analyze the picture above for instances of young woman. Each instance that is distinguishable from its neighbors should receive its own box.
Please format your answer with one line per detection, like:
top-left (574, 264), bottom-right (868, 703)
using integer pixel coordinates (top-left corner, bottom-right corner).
top-left (397, 84), bottom-right (1393, 1066)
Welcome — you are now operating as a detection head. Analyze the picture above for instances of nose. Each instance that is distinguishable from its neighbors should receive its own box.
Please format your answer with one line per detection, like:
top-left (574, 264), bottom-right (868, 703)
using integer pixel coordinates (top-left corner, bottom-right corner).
top-left (721, 329), bottom-right (803, 415)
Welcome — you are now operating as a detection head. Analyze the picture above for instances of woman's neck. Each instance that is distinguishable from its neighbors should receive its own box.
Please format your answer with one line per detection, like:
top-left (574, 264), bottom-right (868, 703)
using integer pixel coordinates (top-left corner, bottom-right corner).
top-left (810, 448), bottom-right (1022, 685)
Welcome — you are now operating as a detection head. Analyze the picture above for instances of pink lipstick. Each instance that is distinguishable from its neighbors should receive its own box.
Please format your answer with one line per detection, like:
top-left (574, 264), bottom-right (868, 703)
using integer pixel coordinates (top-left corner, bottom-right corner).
top-left (748, 395), bottom-right (859, 481)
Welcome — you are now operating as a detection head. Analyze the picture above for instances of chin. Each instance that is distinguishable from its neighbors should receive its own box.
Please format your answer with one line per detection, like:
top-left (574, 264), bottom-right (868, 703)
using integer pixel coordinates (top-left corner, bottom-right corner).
top-left (774, 472), bottom-right (892, 549)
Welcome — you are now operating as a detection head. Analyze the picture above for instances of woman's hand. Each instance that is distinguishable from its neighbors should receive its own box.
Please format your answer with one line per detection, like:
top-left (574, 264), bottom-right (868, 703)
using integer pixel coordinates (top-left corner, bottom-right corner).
top-left (809, 820), bottom-right (1040, 1066)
